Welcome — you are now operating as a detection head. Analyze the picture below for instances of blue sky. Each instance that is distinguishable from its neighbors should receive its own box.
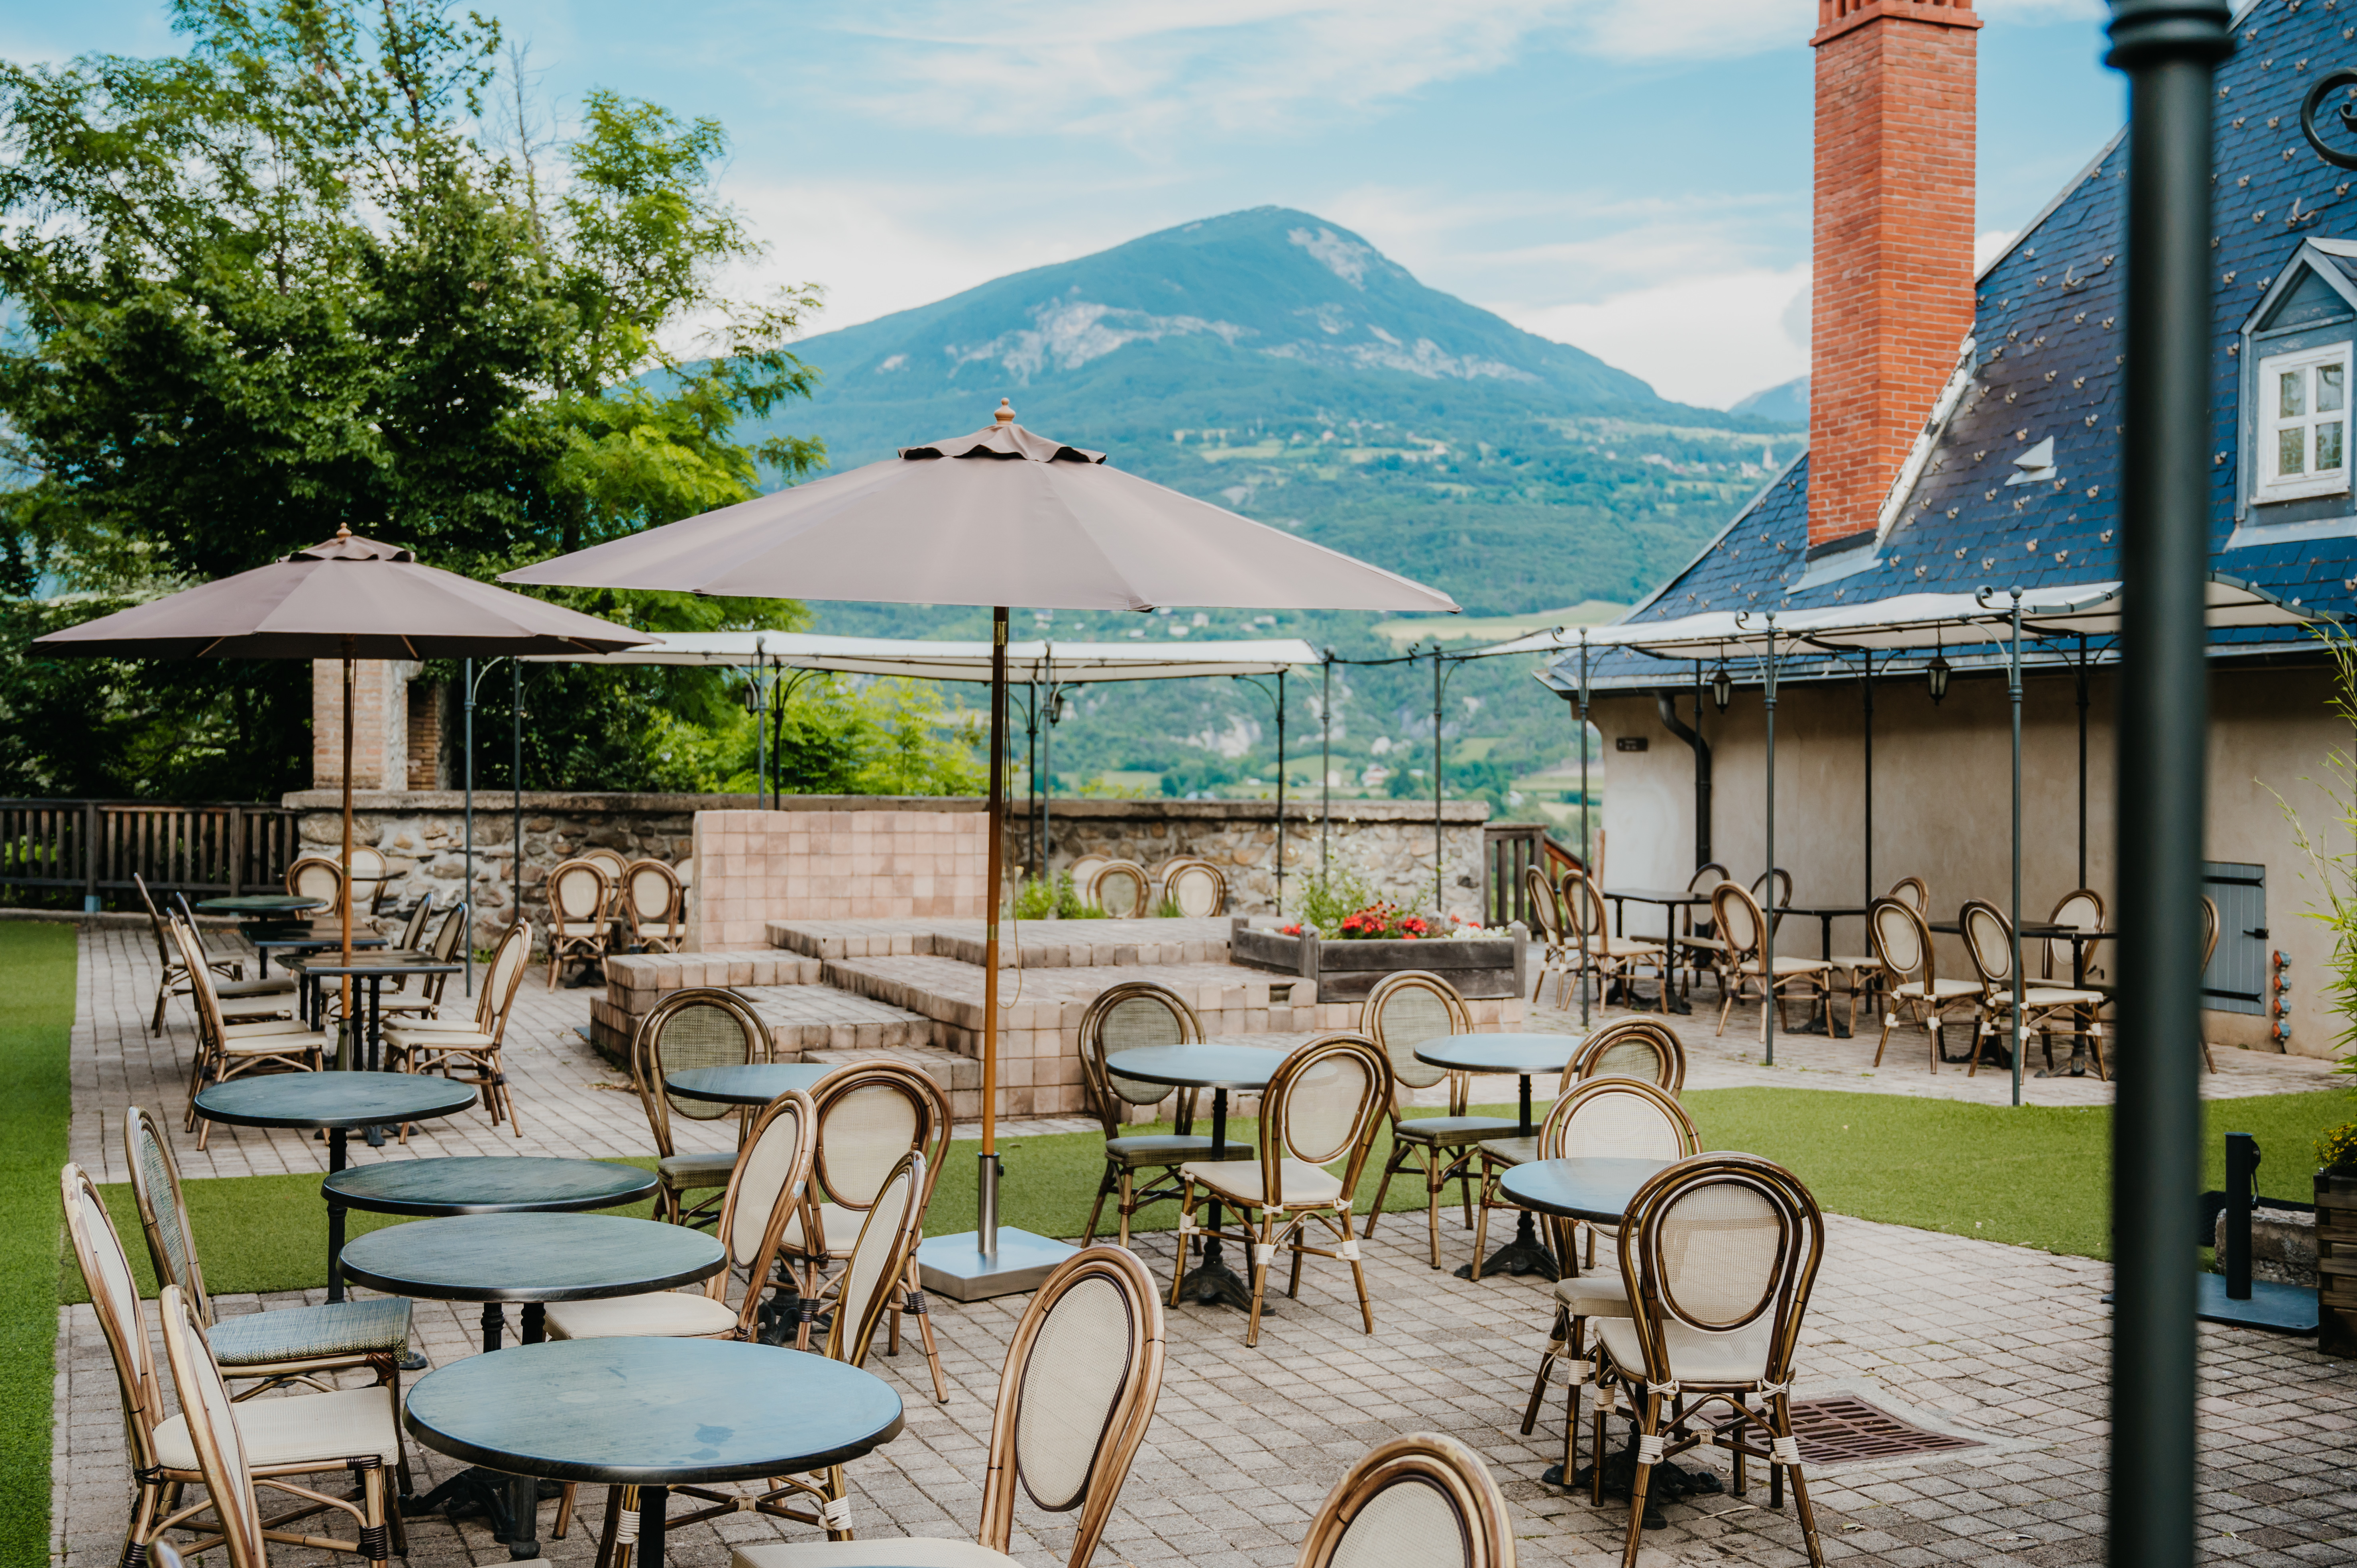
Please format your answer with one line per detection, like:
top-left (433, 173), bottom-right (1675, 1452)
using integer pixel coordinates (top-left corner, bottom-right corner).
top-left (8, 2), bottom-right (2125, 408)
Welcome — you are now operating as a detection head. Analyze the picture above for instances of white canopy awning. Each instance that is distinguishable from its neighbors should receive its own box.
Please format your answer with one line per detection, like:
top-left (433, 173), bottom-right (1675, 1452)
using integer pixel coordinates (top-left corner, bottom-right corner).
top-left (522, 630), bottom-right (1322, 683)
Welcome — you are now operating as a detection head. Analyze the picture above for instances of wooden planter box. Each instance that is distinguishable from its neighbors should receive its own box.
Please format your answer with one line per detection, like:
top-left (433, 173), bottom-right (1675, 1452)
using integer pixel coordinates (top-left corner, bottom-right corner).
top-left (2320, 1171), bottom-right (2357, 1358)
top-left (1229, 920), bottom-right (1524, 1003)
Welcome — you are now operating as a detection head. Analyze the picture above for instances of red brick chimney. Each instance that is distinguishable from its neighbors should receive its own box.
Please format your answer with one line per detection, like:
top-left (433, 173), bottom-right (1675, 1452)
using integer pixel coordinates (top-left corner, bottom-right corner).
top-left (1808, 0), bottom-right (1981, 551)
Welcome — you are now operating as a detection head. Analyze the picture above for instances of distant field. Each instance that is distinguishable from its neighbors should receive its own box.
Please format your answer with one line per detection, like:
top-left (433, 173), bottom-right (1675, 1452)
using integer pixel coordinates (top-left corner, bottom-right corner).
top-left (1373, 600), bottom-right (1627, 647)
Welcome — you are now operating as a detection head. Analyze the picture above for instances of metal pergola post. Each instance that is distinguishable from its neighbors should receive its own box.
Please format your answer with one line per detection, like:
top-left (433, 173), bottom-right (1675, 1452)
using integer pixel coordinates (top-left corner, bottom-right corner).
top-left (1275, 669), bottom-right (1287, 915)
top-left (2008, 589), bottom-right (2026, 1108)
top-left (1320, 653), bottom-right (1333, 880)
top-left (1862, 657), bottom-right (1875, 904)
top-left (511, 661), bottom-right (522, 930)
top-left (1762, 617), bottom-right (1778, 1065)
top-left (2104, 6), bottom-right (2232, 1568)
top-left (1577, 630), bottom-right (1592, 1026)
top-left (1432, 648), bottom-right (1446, 912)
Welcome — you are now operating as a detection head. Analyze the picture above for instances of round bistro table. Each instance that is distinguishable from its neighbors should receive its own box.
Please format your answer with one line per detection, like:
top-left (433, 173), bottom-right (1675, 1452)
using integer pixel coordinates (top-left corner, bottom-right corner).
top-left (1413, 1033), bottom-right (1583, 1281)
top-left (345, 1213), bottom-right (725, 1560)
top-left (324, 1156), bottom-right (656, 1223)
top-left (1102, 1042), bottom-right (1287, 1313)
top-left (191, 1073), bottom-right (477, 1303)
top-left (192, 893), bottom-right (326, 922)
top-left (663, 1062), bottom-right (833, 1107)
top-left (404, 1338), bottom-right (905, 1567)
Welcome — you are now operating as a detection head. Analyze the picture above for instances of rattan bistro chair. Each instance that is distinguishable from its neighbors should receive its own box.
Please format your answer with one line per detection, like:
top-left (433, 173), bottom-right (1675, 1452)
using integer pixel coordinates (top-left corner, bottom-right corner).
top-left (371, 905), bottom-right (468, 1024)
top-left (1665, 862), bottom-right (1732, 998)
top-left (1524, 863), bottom-right (1579, 1007)
top-left (1171, 1034), bottom-right (1391, 1347)
top-left (2045, 887), bottom-right (2108, 986)
top-left (1291, 1432), bottom-right (1517, 1568)
top-left (625, 988), bottom-right (770, 1227)
top-left (286, 856), bottom-right (346, 918)
top-left (1589, 1155), bottom-right (1828, 1568)
top-left (343, 846), bottom-right (390, 920)
top-left (63, 1164), bottom-right (405, 1568)
top-left (581, 844), bottom-right (630, 908)
top-left (622, 859), bottom-right (689, 952)
top-left (1563, 869), bottom-right (1670, 1012)
top-left (1512, 1080), bottom-right (1699, 1480)
top-left (381, 919), bottom-right (533, 1136)
top-left (1078, 983), bottom-right (1252, 1248)
top-left (1711, 881), bottom-right (1832, 1042)
top-left (1087, 859), bottom-right (1152, 918)
top-left (1958, 899), bottom-right (2110, 1080)
top-left (126, 1107), bottom-right (412, 1393)
top-left (2200, 895), bottom-right (2223, 1073)
top-left (545, 858), bottom-right (614, 986)
top-left (1361, 971), bottom-right (1518, 1269)
top-left (173, 921), bottom-right (327, 1147)
top-left (1867, 895), bottom-right (1980, 1071)
top-left (730, 1246), bottom-right (1167, 1568)
top-left (138, 873), bottom-right (290, 1034)
top-left (1888, 875), bottom-right (1930, 914)
top-left (1159, 856), bottom-right (1228, 917)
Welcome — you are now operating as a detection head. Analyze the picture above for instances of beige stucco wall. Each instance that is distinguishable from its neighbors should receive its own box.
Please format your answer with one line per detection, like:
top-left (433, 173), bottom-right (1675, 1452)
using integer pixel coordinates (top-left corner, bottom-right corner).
top-left (1592, 661), bottom-right (2341, 1060)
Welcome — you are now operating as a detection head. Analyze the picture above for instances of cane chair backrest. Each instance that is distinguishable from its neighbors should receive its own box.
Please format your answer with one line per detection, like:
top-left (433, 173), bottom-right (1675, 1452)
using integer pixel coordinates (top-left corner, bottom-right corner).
top-left (1066, 855), bottom-right (1108, 899)
top-left (134, 873), bottom-right (178, 970)
top-left (630, 988), bottom-right (766, 1150)
top-left (471, 919), bottom-right (534, 1035)
top-left (1077, 983), bottom-right (1200, 1134)
top-left (1887, 875), bottom-right (1930, 914)
top-left (810, 1062), bottom-right (953, 1217)
top-left (124, 1106), bottom-right (211, 1324)
top-left (1558, 869), bottom-right (1611, 941)
top-left (1618, 1154), bottom-right (1823, 1390)
top-left (1750, 868), bottom-right (1792, 911)
top-left (1361, 971), bottom-right (1468, 1098)
top-left (821, 1150), bottom-right (926, 1368)
top-left (1538, 1077), bottom-right (1699, 1164)
top-left (286, 856), bottom-right (344, 916)
top-left (1522, 863), bottom-right (1564, 946)
top-left (345, 846), bottom-right (388, 914)
top-left (62, 1163), bottom-right (166, 1473)
top-left (1295, 1432), bottom-right (1516, 1568)
top-left (547, 859), bottom-right (610, 935)
top-left (1162, 858), bottom-right (1227, 918)
top-left (1685, 862), bottom-right (1732, 896)
top-left (168, 918), bottom-right (236, 1054)
top-left (581, 847), bottom-right (630, 906)
top-left (713, 1090), bottom-right (817, 1333)
top-left (1260, 1035), bottom-right (1390, 1210)
top-left (1089, 860), bottom-right (1151, 919)
top-left (676, 858), bottom-right (695, 888)
top-left (395, 895), bottom-right (435, 952)
top-left (2044, 889), bottom-right (2105, 980)
top-left (623, 860), bottom-right (684, 931)
top-left (159, 1286), bottom-right (268, 1568)
top-left (1569, 1017), bottom-right (1686, 1095)
top-left (427, 905), bottom-right (468, 963)
top-left (1709, 881), bottom-right (1768, 965)
top-left (1958, 899), bottom-right (2015, 988)
top-left (1867, 897), bottom-right (1931, 984)
top-left (978, 1246), bottom-right (1168, 1566)
top-left (2201, 895), bottom-right (2222, 970)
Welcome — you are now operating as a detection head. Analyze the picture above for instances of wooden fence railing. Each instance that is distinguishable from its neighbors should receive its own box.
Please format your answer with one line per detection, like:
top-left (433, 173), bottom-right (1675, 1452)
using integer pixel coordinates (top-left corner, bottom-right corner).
top-left (0, 800), bottom-right (302, 906)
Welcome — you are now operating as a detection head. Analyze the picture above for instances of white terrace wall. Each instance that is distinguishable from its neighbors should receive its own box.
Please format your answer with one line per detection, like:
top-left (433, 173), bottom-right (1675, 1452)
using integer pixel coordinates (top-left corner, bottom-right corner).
top-left (1591, 661), bottom-right (2341, 1060)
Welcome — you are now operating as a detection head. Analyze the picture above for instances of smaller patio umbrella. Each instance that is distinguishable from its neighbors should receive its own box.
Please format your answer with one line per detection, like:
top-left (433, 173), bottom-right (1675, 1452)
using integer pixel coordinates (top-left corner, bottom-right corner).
top-left (33, 526), bottom-right (653, 1027)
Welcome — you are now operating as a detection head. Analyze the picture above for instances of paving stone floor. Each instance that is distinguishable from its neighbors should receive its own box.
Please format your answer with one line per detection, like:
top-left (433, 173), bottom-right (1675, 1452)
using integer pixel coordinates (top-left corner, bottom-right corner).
top-left (52, 926), bottom-right (2357, 1567)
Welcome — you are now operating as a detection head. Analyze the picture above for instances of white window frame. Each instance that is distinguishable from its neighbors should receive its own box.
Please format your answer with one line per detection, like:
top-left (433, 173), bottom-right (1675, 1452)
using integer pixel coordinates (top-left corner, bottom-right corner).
top-left (2253, 340), bottom-right (2353, 504)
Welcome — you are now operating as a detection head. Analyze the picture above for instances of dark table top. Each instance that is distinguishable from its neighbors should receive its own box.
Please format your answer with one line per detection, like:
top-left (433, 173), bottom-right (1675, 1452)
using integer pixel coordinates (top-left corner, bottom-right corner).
top-left (1499, 1157), bottom-right (1675, 1223)
top-left (192, 895), bottom-right (325, 916)
top-left (322, 1157), bottom-right (658, 1217)
top-left (664, 1063), bottom-right (833, 1107)
top-left (404, 1338), bottom-right (904, 1485)
top-left (1413, 1032), bottom-right (1583, 1076)
top-left (284, 951), bottom-right (460, 979)
top-left (1602, 888), bottom-right (1711, 905)
top-left (337, 1212), bottom-right (724, 1303)
top-left (1781, 904), bottom-right (1866, 917)
top-left (192, 1071), bottom-right (477, 1131)
top-left (1927, 919), bottom-right (2076, 936)
top-left (1104, 1042), bottom-right (1287, 1092)
top-left (251, 928), bottom-right (388, 951)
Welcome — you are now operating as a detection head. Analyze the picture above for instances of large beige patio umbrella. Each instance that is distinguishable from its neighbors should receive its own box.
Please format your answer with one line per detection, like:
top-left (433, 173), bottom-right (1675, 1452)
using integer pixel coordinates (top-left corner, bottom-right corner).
top-left (504, 401), bottom-right (1457, 1297)
top-left (33, 526), bottom-right (654, 1021)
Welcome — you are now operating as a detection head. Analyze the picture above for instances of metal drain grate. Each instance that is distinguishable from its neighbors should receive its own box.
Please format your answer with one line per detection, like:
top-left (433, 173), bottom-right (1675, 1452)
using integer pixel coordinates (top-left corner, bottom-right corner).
top-left (1781, 1396), bottom-right (1983, 1465)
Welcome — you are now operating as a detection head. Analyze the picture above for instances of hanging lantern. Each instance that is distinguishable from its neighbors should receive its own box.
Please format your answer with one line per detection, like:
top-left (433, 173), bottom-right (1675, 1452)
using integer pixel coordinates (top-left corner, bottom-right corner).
top-left (1710, 662), bottom-right (1733, 712)
top-left (1927, 653), bottom-right (1952, 705)
top-left (740, 675), bottom-right (767, 715)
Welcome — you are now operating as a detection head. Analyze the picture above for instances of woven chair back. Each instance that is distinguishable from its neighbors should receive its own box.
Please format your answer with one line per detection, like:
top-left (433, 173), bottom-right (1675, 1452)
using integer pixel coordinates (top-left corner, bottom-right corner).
top-left (1522, 864), bottom-right (1563, 943)
top-left (1559, 869), bottom-right (1609, 940)
top-left (1361, 971), bottom-right (1468, 1095)
top-left (1709, 881), bottom-right (1767, 964)
top-left (1750, 868), bottom-right (1792, 911)
top-left (1089, 860), bottom-right (1150, 918)
top-left (427, 905), bottom-right (468, 964)
top-left (159, 1286), bottom-right (267, 1568)
top-left (1539, 1077), bottom-right (1698, 1163)
top-left (1887, 875), bottom-right (1930, 913)
top-left (1078, 983), bottom-right (1198, 1132)
top-left (1262, 1035), bottom-right (1390, 1206)
top-left (1958, 899), bottom-right (2015, 987)
top-left (473, 919), bottom-right (534, 1035)
top-left (1619, 1154), bottom-right (1822, 1389)
top-left (1295, 1432), bottom-right (1516, 1568)
top-left (676, 858), bottom-right (695, 888)
top-left (286, 855), bottom-right (345, 915)
top-left (581, 847), bottom-right (630, 903)
top-left (2044, 889), bottom-right (2105, 979)
top-left (1570, 1018), bottom-right (1686, 1095)
top-left (345, 846), bottom-right (388, 913)
top-left (396, 895), bottom-right (435, 951)
top-left (631, 988), bottom-right (765, 1145)
top-left (1066, 855), bottom-right (1109, 897)
top-left (1162, 859), bottom-right (1227, 918)
top-left (625, 860), bottom-right (683, 924)
top-left (1867, 897), bottom-right (1931, 982)
top-left (124, 1105), bottom-right (210, 1323)
top-left (811, 1062), bottom-right (952, 1215)
top-left (980, 1246), bottom-right (1167, 1564)
top-left (62, 1164), bottom-right (165, 1472)
top-left (715, 1091), bottom-right (817, 1325)
top-left (2201, 895), bottom-right (2221, 969)
top-left (822, 1150), bottom-right (926, 1368)
top-left (168, 918), bottom-right (233, 1051)
top-left (1685, 861), bottom-right (1732, 896)
top-left (134, 873), bottom-right (176, 969)
top-left (548, 859), bottom-right (609, 928)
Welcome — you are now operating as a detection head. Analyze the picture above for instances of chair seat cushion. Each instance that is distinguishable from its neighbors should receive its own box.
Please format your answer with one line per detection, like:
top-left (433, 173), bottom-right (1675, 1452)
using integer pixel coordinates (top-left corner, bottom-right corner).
top-left (208, 1297), bottom-right (412, 1365)
top-left (778, 1201), bottom-right (870, 1256)
top-left (1826, 955), bottom-right (1880, 971)
top-left (387, 1029), bottom-right (495, 1052)
top-left (219, 1017), bottom-right (308, 1040)
top-left (216, 976), bottom-right (299, 998)
top-left (1553, 1271), bottom-right (1632, 1315)
top-left (1677, 935), bottom-right (1727, 953)
top-left (1393, 1114), bottom-right (1521, 1146)
top-left (1892, 978), bottom-right (1980, 1000)
top-left (555, 922), bottom-right (606, 938)
top-left (657, 1150), bottom-right (739, 1189)
top-left (1595, 1316), bottom-right (1775, 1385)
top-left (1736, 957), bottom-right (1833, 976)
top-left (1589, 937), bottom-right (1664, 959)
top-left (1103, 1133), bottom-right (1252, 1164)
top-left (220, 1032), bottom-right (329, 1058)
top-left (2010, 987), bottom-right (2106, 1008)
top-left (1177, 1158), bottom-right (1343, 1209)
top-left (1477, 1135), bottom-right (1537, 1167)
top-left (154, 1384), bottom-right (403, 1472)
top-left (380, 1015), bottom-right (486, 1035)
top-left (734, 1540), bottom-right (1017, 1568)
top-left (543, 1291), bottom-right (737, 1341)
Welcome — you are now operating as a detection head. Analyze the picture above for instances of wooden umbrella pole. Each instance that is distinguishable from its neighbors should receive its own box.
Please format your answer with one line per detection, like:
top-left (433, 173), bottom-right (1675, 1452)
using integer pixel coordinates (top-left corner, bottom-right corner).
top-left (978, 606), bottom-right (1008, 1254)
top-left (340, 643), bottom-right (355, 1066)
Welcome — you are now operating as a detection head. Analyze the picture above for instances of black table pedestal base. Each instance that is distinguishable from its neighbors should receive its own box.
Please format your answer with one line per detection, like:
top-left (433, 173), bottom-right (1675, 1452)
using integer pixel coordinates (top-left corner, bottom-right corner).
top-left (1455, 1214), bottom-right (1559, 1282)
top-left (401, 1469), bottom-right (562, 1557)
top-left (1177, 1238), bottom-right (1259, 1312)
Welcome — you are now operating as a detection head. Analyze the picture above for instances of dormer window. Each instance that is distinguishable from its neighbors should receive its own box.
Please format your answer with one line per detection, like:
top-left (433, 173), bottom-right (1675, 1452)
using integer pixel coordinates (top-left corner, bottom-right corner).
top-left (2256, 342), bottom-right (2351, 502)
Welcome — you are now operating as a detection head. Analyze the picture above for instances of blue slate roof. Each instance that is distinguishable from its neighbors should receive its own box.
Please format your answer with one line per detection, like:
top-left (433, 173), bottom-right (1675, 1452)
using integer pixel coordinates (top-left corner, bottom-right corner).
top-left (1552, 0), bottom-right (2357, 695)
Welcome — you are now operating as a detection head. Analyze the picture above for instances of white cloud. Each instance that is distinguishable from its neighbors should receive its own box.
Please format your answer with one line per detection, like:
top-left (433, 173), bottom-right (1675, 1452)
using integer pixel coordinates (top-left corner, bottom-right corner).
top-left (1501, 264), bottom-right (1812, 408)
top-left (1974, 228), bottom-right (2021, 274)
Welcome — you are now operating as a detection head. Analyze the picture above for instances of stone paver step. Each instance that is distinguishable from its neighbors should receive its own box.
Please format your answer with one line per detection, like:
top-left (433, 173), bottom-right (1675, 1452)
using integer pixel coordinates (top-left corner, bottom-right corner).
top-left (767, 915), bottom-right (1234, 967)
top-left (590, 979), bottom-right (937, 1063)
top-left (802, 1042), bottom-right (983, 1120)
top-left (605, 948), bottom-right (823, 1017)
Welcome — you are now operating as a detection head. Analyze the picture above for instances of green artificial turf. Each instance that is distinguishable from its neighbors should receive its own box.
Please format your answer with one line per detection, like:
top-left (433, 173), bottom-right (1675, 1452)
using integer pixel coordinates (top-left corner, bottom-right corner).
top-left (2, 923), bottom-right (77, 1568)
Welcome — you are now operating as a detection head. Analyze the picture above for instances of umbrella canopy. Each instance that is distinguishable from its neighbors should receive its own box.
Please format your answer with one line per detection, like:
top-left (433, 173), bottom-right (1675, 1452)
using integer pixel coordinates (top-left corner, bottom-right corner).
top-left (522, 630), bottom-right (1324, 681)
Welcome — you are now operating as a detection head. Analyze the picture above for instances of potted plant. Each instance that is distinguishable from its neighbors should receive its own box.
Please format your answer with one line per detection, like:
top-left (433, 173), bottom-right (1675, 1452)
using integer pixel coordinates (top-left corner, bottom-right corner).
top-left (1230, 865), bottom-right (1524, 1001)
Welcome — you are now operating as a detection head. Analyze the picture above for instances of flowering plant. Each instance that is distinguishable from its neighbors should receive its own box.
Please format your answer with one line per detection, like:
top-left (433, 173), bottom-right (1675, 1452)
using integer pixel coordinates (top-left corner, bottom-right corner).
top-left (1442, 913), bottom-right (1507, 940)
top-left (1334, 902), bottom-right (1430, 940)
